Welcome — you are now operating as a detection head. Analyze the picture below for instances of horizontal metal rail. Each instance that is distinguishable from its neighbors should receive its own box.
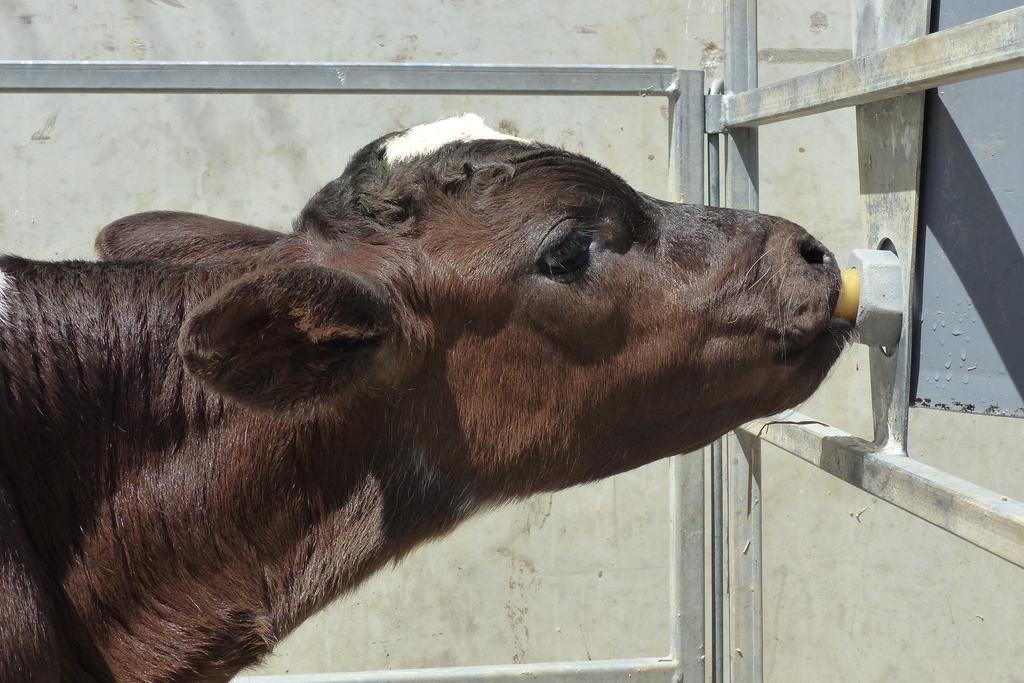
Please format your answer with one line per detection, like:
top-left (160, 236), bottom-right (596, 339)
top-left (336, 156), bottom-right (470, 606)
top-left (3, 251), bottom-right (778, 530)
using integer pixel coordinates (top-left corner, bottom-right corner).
top-left (236, 656), bottom-right (677, 682)
top-left (717, 5), bottom-right (1024, 128)
top-left (0, 61), bottom-right (682, 96)
top-left (740, 414), bottom-right (1024, 569)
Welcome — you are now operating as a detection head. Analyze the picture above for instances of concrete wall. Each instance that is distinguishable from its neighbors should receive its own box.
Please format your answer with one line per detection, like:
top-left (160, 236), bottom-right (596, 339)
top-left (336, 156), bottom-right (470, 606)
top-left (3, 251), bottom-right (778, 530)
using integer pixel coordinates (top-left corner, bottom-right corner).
top-left (2, 1), bottom-right (1022, 680)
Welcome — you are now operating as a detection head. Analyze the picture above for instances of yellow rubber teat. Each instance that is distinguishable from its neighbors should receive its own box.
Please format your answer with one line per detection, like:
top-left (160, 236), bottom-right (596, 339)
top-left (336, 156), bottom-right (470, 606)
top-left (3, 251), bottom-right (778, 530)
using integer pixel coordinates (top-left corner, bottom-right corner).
top-left (833, 267), bottom-right (860, 322)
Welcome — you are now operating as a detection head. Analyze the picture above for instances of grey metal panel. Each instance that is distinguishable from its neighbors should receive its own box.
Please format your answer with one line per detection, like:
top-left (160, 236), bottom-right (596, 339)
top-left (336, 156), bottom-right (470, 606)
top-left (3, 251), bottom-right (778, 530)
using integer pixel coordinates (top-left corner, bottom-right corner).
top-left (913, 0), bottom-right (1024, 418)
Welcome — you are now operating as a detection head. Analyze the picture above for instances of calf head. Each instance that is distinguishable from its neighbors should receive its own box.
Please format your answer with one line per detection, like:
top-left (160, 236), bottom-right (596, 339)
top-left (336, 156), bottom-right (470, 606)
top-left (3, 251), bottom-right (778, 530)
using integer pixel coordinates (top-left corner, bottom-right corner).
top-left (113, 114), bottom-right (849, 497)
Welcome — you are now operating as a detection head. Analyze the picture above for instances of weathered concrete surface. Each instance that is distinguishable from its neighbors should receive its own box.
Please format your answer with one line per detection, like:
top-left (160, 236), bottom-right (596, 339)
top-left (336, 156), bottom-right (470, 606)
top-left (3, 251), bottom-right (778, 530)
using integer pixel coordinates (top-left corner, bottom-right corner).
top-left (2, 1), bottom-right (1022, 680)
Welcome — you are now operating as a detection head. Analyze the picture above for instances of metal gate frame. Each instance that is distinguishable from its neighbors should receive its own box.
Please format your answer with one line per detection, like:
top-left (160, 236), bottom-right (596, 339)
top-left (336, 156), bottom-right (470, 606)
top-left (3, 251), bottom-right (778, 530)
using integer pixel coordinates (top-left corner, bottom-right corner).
top-left (0, 61), bottom-right (708, 682)
top-left (705, 2), bottom-right (1024, 681)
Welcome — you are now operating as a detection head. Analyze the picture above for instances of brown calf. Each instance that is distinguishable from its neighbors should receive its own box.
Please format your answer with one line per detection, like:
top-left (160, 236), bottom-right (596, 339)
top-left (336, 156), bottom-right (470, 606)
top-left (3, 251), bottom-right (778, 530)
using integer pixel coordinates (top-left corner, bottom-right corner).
top-left (0, 115), bottom-right (846, 682)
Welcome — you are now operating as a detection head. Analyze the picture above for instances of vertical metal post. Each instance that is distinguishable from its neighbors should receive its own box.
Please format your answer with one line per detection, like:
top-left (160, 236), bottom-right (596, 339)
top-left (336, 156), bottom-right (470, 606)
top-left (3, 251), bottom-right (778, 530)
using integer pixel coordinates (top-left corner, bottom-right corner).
top-left (710, 441), bottom-right (725, 683)
top-left (669, 455), bottom-right (705, 683)
top-left (708, 134), bottom-right (721, 208)
top-left (669, 70), bottom-right (708, 205)
top-left (724, 0), bottom-right (759, 211)
top-left (723, 1), bottom-right (763, 682)
top-left (668, 69), bottom-right (706, 683)
top-left (726, 432), bottom-right (763, 682)
top-left (707, 105), bottom-right (722, 210)
top-left (854, 0), bottom-right (931, 453)
top-left (706, 76), bottom-right (725, 683)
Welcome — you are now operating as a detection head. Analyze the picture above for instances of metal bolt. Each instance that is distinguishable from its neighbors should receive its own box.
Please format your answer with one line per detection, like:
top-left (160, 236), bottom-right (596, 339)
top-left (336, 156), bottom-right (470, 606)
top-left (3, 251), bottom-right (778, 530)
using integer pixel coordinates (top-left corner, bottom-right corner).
top-left (839, 249), bottom-right (904, 348)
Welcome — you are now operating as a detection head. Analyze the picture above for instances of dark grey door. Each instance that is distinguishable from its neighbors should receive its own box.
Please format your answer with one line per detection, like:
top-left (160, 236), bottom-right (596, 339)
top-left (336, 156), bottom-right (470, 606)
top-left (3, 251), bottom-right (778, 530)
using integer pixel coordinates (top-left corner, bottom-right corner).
top-left (913, 0), bottom-right (1024, 418)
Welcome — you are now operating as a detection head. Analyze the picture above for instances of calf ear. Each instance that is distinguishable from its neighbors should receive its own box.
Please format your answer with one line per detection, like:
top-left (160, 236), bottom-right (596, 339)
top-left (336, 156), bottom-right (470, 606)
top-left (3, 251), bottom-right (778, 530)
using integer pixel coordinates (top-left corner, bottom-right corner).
top-left (96, 211), bottom-right (283, 263)
top-left (179, 265), bottom-right (393, 409)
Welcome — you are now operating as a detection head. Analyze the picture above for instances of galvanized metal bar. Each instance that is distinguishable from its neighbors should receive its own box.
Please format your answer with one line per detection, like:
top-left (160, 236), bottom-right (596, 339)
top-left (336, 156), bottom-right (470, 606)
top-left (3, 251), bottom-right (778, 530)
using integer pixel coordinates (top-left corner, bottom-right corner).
top-left (705, 93), bottom-right (724, 134)
top-left (723, 124), bottom-right (757, 209)
top-left (704, 78), bottom-right (725, 683)
top-left (236, 657), bottom-right (678, 683)
top-left (725, 432), bottom-right (763, 683)
top-left (707, 78), bottom-right (724, 209)
top-left (667, 70), bottom-right (706, 205)
top-left (723, 1), bottom-right (758, 211)
top-left (707, 144), bottom-right (724, 683)
top-left (723, 2), bottom-right (763, 682)
top-left (667, 68), bottom-right (706, 683)
top-left (855, 0), bottom-right (930, 451)
top-left (707, 135), bottom-right (722, 207)
top-left (709, 440), bottom-right (725, 683)
top-left (740, 415), bottom-right (1024, 569)
top-left (669, 454), bottom-right (706, 682)
top-left (0, 61), bottom-right (682, 96)
top-left (720, 5), bottom-right (1024, 128)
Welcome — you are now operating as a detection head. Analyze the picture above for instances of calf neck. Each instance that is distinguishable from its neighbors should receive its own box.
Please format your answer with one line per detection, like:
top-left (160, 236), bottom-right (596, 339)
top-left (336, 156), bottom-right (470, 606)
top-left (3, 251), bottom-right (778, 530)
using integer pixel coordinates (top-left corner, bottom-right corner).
top-left (0, 257), bottom-right (467, 681)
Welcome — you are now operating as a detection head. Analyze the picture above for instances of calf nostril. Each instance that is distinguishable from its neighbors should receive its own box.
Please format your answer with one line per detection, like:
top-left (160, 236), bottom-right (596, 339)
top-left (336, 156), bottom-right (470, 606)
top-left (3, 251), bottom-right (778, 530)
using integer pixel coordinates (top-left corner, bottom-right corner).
top-left (799, 239), bottom-right (832, 267)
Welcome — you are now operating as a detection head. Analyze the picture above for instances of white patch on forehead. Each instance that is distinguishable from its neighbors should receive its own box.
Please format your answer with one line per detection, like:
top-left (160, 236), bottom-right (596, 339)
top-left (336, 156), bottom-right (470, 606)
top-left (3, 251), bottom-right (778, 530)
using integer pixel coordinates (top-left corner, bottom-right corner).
top-left (0, 270), bottom-right (13, 325)
top-left (383, 113), bottom-right (530, 163)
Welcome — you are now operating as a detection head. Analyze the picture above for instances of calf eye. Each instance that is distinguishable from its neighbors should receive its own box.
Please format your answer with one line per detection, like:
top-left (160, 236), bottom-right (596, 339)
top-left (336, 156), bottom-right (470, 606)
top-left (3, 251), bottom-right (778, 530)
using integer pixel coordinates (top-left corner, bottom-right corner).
top-left (537, 229), bottom-right (593, 283)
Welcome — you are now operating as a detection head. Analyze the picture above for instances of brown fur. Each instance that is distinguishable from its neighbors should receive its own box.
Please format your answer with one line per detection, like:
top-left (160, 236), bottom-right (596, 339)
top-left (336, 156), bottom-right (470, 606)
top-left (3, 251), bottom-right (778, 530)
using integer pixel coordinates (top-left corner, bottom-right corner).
top-left (0, 131), bottom-right (848, 681)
